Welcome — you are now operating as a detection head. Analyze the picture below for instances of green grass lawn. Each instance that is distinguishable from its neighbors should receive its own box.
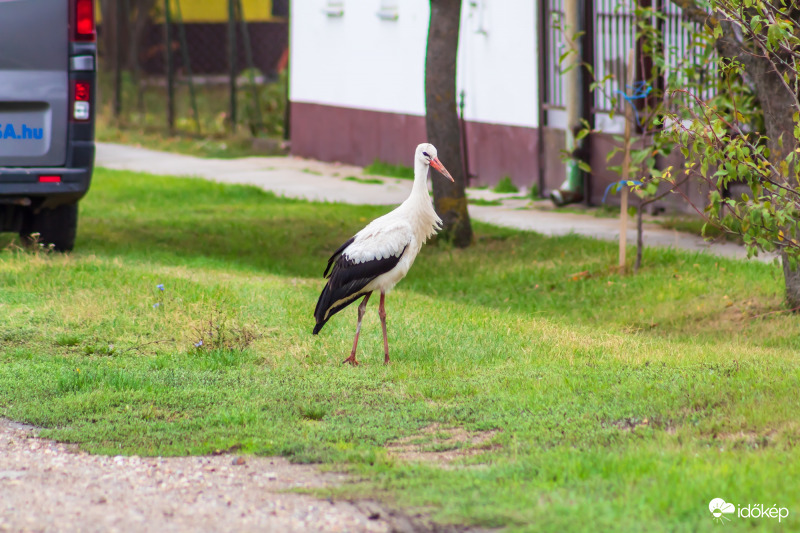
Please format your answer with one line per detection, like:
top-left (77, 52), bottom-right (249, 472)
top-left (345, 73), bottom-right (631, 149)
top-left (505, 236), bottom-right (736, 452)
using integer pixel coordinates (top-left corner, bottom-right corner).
top-left (96, 122), bottom-right (267, 159)
top-left (1, 169), bottom-right (799, 531)
top-left (468, 198), bottom-right (503, 206)
top-left (363, 159), bottom-right (415, 179)
top-left (344, 175), bottom-right (385, 185)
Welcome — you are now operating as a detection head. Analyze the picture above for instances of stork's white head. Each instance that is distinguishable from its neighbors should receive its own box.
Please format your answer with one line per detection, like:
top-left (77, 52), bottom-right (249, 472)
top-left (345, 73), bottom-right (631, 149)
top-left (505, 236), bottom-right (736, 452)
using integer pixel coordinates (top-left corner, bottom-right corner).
top-left (415, 143), bottom-right (454, 182)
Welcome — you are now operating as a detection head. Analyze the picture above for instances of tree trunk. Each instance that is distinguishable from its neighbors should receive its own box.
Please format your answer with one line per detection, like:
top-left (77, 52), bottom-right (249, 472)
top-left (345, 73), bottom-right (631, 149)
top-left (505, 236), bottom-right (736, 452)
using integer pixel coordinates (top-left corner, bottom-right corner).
top-left (781, 252), bottom-right (800, 310)
top-left (755, 70), bottom-right (796, 170)
top-left (705, 14), bottom-right (800, 310)
top-left (754, 66), bottom-right (800, 308)
top-left (129, 0), bottom-right (158, 72)
top-left (99, 0), bottom-right (156, 73)
top-left (425, 0), bottom-right (472, 248)
top-left (99, 0), bottom-right (119, 69)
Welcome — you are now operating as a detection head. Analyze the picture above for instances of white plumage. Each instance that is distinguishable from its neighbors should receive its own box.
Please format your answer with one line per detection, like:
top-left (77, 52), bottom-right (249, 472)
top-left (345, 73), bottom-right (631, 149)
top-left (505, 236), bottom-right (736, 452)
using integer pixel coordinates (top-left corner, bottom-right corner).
top-left (313, 143), bottom-right (454, 365)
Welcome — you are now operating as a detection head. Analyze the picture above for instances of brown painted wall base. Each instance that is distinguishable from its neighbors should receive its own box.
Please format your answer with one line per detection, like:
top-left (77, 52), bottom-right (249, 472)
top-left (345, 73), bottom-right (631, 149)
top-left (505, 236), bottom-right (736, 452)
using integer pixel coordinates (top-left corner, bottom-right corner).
top-left (290, 102), bottom-right (539, 188)
top-left (462, 121), bottom-right (538, 189)
top-left (540, 126), bottom-right (568, 195)
top-left (289, 103), bottom-right (426, 169)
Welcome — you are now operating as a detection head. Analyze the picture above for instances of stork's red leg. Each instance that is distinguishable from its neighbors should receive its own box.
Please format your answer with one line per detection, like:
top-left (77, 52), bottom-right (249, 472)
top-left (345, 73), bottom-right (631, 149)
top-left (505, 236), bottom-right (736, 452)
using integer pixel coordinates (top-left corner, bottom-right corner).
top-left (379, 291), bottom-right (390, 364)
top-left (343, 293), bottom-right (371, 366)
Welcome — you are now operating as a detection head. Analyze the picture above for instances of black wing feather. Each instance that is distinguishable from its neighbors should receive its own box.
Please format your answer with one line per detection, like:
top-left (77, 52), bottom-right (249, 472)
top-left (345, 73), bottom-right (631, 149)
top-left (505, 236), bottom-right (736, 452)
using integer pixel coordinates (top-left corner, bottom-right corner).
top-left (313, 244), bottom-right (407, 334)
top-left (323, 237), bottom-right (355, 278)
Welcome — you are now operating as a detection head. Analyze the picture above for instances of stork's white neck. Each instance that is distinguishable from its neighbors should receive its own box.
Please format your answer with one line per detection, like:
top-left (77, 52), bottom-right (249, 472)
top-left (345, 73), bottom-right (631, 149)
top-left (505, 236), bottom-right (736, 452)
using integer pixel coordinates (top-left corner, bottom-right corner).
top-left (410, 157), bottom-right (431, 200)
top-left (393, 156), bottom-right (442, 243)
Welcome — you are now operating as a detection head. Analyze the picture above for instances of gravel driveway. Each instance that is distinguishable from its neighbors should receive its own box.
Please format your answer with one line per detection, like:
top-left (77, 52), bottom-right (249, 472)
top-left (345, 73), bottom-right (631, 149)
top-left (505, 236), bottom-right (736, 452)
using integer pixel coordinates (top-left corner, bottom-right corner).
top-left (0, 419), bottom-right (470, 533)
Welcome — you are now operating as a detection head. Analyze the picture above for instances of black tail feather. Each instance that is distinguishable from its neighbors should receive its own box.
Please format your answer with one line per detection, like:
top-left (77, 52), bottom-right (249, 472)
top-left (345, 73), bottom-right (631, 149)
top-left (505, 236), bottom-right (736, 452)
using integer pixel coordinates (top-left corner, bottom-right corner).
top-left (313, 284), bottom-right (366, 335)
top-left (313, 242), bottom-right (406, 335)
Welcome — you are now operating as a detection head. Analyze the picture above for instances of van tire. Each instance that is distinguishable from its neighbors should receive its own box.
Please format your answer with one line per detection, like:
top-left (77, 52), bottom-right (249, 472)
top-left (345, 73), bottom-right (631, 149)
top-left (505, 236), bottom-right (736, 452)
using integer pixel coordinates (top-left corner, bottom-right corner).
top-left (20, 203), bottom-right (79, 252)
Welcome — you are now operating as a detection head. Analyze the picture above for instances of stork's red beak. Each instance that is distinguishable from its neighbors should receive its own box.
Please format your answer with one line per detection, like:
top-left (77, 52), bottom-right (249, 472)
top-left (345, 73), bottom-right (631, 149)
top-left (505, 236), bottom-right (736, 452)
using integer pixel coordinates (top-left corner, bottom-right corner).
top-left (430, 158), bottom-right (455, 182)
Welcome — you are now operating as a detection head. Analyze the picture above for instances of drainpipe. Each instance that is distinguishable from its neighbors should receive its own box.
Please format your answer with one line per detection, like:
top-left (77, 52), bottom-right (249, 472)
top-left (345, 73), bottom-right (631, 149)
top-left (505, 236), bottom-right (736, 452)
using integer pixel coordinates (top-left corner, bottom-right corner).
top-left (550, 0), bottom-right (584, 206)
top-left (459, 90), bottom-right (472, 186)
top-left (536, 0), bottom-right (546, 199)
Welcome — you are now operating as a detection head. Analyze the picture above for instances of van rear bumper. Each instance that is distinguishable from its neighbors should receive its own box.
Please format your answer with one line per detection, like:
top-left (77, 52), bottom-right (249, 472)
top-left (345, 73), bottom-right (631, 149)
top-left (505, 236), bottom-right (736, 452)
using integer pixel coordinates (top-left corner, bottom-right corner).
top-left (0, 141), bottom-right (94, 208)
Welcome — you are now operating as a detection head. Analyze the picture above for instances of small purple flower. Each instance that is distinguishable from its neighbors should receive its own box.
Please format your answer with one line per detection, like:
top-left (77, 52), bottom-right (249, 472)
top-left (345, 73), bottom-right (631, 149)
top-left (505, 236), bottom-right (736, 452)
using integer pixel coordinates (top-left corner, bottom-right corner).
top-left (156, 284), bottom-right (165, 291)
top-left (194, 340), bottom-right (204, 348)
top-left (152, 302), bottom-right (161, 308)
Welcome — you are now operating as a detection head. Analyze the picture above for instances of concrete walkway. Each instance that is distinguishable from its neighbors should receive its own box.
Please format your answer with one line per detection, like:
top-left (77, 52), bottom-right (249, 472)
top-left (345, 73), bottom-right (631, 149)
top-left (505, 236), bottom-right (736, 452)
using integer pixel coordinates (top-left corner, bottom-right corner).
top-left (96, 142), bottom-right (760, 261)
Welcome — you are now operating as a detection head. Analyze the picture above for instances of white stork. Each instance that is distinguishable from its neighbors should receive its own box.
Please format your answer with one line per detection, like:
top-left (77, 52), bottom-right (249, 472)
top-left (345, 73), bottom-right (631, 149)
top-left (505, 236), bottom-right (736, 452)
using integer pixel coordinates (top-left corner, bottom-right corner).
top-left (313, 143), bottom-right (454, 365)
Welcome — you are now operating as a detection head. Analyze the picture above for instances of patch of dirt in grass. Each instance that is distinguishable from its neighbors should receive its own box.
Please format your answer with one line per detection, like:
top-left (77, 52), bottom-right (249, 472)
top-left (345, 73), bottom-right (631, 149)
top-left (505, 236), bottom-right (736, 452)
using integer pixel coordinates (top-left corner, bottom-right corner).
top-left (702, 296), bottom-right (769, 325)
top-left (642, 294), bottom-right (793, 340)
top-left (714, 430), bottom-right (775, 449)
top-left (608, 417), bottom-right (676, 434)
top-left (612, 417), bottom-right (651, 432)
top-left (685, 301), bottom-right (792, 341)
top-left (386, 424), bottom-right (500, 466)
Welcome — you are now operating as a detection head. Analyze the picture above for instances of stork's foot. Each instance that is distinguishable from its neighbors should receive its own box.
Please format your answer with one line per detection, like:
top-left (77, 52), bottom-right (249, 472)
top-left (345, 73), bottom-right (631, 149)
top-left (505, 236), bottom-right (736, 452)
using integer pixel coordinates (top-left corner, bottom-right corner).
top-left (342, 354), bottom-right (359, 366)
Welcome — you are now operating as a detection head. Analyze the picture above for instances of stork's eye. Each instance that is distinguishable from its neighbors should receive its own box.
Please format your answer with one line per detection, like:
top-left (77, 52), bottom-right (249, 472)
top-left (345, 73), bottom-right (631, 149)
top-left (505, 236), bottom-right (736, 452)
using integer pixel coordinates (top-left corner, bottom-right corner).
top-left (422, 151), bottom-right (430, 158)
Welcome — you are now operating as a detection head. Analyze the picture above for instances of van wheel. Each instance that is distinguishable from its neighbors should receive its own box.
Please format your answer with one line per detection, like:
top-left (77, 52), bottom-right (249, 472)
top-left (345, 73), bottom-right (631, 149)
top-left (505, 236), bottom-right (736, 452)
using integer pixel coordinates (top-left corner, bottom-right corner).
top-left (20, 203), bottom-right (79, 252)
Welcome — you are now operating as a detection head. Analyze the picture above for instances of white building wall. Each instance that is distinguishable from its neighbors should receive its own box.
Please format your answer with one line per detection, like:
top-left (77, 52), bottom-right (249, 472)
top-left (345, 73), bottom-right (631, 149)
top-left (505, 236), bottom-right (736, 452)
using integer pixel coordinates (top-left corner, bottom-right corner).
top-left (290, 0), bottom-right (539, 128)
top-left (457, 1), bottom-right (538, 128)
top-left (290, 0), bottom-right (430, 116)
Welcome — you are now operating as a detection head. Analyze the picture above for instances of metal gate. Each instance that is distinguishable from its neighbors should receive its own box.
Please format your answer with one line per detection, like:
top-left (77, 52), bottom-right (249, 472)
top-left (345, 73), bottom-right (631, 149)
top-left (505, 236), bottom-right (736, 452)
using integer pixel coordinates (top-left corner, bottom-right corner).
top-left (537, 0), bottom-right (714, 200)
top-left (539, 0), bottom-right (710, 124)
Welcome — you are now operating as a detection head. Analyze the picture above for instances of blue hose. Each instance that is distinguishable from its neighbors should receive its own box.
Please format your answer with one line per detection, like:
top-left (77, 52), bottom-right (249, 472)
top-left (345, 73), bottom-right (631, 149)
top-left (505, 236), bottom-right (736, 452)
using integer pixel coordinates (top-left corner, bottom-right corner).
top-left (602, 180), bottom-right (643, 204)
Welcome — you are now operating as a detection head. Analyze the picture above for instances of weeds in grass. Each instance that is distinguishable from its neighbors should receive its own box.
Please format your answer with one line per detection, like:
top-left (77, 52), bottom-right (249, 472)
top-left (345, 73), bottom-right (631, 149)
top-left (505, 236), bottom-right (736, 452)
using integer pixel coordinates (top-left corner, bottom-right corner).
top-left (192, 302), bottom-right (258, 353)
top-left (493, 176), bottom-right (519, 193)
top-left (54, 333), bottom-right (81, 347)
top-left (239, 70), bottom-right (287, 138)
top-left (116, 339), bottom-right (177, 356)
top-left (18, 233), bottom-right (56, 255)
top-left (82, 343), bottom-right (116, 356)
top-left (2, 238), bottom-right (22, 253)
top-left (300, 406), bottom-right (327, 421)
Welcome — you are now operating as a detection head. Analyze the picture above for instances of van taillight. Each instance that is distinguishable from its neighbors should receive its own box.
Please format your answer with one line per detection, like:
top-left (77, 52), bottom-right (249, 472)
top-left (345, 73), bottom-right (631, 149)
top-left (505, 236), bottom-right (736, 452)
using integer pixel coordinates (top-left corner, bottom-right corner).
top-left (74, 82), bottom-right (90, 101)
top-left (72, 81), bottom-right (91, 121)
top-left (72, 0), bottom-right (96, 42)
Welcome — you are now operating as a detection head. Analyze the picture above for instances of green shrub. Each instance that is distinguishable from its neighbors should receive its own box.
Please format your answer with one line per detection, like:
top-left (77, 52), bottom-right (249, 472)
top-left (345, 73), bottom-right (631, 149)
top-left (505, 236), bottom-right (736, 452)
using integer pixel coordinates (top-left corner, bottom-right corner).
top-left (493, 176), bottom-right (519, 193)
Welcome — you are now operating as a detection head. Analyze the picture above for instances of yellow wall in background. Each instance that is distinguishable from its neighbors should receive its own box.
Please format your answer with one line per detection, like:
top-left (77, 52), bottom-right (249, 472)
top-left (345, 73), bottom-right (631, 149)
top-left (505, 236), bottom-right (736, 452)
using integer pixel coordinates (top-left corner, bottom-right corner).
top-left (98, 1), bottom-right (281, 23)
top-left (176, 0), bottom-right (279, 22)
